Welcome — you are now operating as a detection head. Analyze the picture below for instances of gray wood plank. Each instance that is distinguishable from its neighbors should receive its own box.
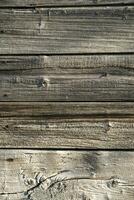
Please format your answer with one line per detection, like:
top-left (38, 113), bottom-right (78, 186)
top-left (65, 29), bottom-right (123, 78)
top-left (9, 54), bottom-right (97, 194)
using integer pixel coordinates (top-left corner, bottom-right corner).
top-left (0, 6), bottom-right (134, 54)
top-left (1, 116), bottom-right (134, 148)
top-left (0, 102), bottom-right (134, 117)
top-left (0, 54), bottom-right (134, 101)
top-left (1, 74), bottom-right (134, 101)
top-left (0, 55), bottom-right (134, 75)
top-left (0, 0), bottom-right (134, 7)
top-left (0, 102), bottom-right (134, 149)
top-left (0, 0), bottom-right (133, 7)
top-left (0, 150), bottom-right (134, 200)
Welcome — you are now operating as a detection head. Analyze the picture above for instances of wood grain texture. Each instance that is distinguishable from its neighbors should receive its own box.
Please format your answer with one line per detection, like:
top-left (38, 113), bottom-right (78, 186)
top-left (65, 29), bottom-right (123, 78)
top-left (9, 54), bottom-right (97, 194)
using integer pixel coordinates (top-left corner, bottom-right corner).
top-left (0, 0), bottom-right (133, 7)
top-left (1, 115), bottom-right (134, 148)
top-left (0, 1), bottom-right (134, 200)
top-left (0, 54), bottom-right (134, 101)
top-left (0, 102), bottom-right (134, 149)
top-left (1, 102), bottom-right (134, 149)
top-left (0, 55), bottom-right (134, 75)
top-left (0, 102), bottom-right (134, 117)
top-left (1, 74), bottom-right (134, 101)
top-left (0, 6), bottom-right (134, 54)
top-left (0, 150), bottom-right (134, 200)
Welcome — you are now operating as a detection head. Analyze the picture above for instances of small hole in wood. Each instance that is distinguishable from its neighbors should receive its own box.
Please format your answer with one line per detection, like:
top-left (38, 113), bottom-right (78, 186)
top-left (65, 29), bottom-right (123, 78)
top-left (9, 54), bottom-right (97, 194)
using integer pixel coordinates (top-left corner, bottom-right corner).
top-left (0, 30), bottom-right (4, 34)
top-left (6, 158), bottom-right (14, 162)
top-left (3, 94), bottom-right (8, 97)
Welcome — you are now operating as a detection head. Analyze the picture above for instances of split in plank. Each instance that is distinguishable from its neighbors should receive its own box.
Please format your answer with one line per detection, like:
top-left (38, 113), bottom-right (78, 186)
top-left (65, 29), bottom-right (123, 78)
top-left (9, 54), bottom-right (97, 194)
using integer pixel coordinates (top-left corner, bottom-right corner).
top-left (0, 150), bottom-right (134, 199)
top-left (0, 7), bottom-right (134, 54)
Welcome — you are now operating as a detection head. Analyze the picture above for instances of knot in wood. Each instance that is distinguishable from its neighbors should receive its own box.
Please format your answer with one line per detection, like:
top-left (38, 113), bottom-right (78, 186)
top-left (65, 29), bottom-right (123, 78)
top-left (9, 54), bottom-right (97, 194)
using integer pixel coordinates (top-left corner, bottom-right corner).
top-left (36, 78), bottom-right (49, 88)
top-left (107, 177), bottom-right (119, 189)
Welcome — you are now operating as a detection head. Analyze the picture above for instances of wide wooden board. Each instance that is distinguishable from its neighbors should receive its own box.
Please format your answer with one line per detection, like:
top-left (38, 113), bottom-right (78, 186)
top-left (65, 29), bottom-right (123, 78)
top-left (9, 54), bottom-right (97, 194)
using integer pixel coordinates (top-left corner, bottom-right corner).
top-left (0, 6), bottom-right (134, 54)
top-left (0, 106), bottom-right (134, 148)
top-left (0, 0), bottom-right (133, 7)
top-left (0, 55), bottom-right (134, 75)
top-left (0, 150), bottom-right (134, 200)
top-left (0, 54), bottom-right (134, 101)
top-left (1, 74), bottom-right (134, 101)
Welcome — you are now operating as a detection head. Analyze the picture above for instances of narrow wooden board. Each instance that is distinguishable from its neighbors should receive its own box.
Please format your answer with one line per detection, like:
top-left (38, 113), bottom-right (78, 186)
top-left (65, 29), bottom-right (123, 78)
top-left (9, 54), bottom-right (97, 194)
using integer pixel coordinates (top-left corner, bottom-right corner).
top-left (1, 115), bottom-right (134, 148)
top-left (1, 74), bottom-right (134, 101)
top-left (0, 102), bottom-right (134, 117)
top-left (0, 0), bottom-right (133, 7)
top-left (0, 150), bottom-right (134, 200)
top-left (0, 55), bottom-right (134, 75)
top-left (0, 55), bottom-right (134, 101)
top-left (0, 6), bottom-right (134, 54)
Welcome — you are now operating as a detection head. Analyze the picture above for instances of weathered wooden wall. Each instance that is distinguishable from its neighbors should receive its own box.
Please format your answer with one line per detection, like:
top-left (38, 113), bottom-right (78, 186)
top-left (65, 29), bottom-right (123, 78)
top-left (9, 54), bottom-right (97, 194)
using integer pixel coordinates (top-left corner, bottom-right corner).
top-left (0, 0), bottom-right (134, 199)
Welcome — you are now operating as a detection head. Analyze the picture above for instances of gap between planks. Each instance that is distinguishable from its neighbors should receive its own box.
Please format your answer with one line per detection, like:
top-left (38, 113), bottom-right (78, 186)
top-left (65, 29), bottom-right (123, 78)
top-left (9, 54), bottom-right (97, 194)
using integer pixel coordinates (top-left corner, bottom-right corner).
top-left (0, 3), bottom-right (134, 9)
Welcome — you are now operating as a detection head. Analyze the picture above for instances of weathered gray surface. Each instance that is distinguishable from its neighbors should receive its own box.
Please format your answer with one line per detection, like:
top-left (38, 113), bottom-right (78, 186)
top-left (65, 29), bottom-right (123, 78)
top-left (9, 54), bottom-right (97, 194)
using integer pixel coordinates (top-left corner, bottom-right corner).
top-left (1, 74), bottom-right (134, 101)
top-left (0, 54), bottom-right (134, 101)
top-left (0, 102), bottom-right (134, 149)
top-left (0, 6), bottom-right (134, 54)
top-left (0, 0), bottom-right (134, 199)
top-left (0, 75), bottom-right (134, 101)
top-left (1, 115), bottom-right (134, 148)
top-left (0, 150), bottom-right (134, 200)
top-left (0, 55), bottom-right (134, 75)
top-left (1, 102), bottom-right (134, 117)
top-left (0, 0), bottom-right (133, 7)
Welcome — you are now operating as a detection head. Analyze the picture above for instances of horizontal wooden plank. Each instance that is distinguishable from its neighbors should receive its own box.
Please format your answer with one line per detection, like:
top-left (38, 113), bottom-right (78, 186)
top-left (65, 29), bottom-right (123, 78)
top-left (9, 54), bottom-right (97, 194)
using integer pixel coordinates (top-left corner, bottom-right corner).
top-left (0, 54), bottom-right (134, 101)
top-left (1, 74), bottom-right (134, 101)
top-left (0, 0), bottom-right (133, 7)
top-left (1, 116), bottom-right (134, 148)
top-left (0, 102), bottom-right (134, 149)
top-left (0, 7), bottom-right (134, 54)
top-left (1, 0), bottom-right (134, 8)
top-left (0, 54), bottom-right (134, 75)
top-left (0, 102), bottom-right (134, 117)
top-left (0, 150), bottom-right (134, 200)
